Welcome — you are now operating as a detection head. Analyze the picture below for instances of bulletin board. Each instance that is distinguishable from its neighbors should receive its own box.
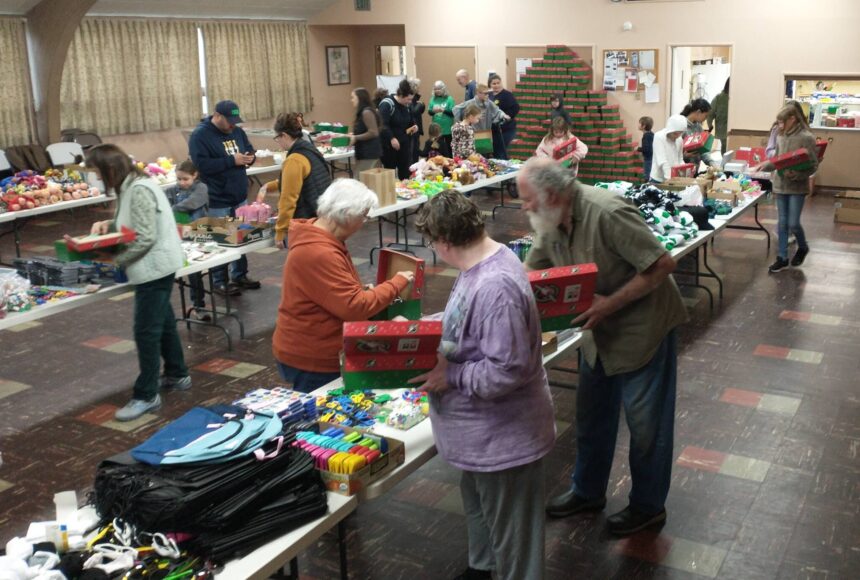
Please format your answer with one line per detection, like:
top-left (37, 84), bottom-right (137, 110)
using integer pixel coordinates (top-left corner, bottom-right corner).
top-left (602, 49), bottom-right (659, 93)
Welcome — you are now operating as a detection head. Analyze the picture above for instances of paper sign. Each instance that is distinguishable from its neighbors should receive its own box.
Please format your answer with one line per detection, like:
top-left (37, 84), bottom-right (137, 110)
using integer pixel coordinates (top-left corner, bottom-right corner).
top-left (639, 71), bottom-right (657, 88)
top-left (516, 58), bottom-right (532, 82)
top-left (638, 50), bottom-right (656, 70)
top-left (645, 83), bottom-right (660, 104)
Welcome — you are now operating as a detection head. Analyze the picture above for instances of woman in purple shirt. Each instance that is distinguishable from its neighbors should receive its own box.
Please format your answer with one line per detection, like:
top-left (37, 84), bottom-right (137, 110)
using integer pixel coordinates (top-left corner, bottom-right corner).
top-left (410, 190), bottom-right (555, 580)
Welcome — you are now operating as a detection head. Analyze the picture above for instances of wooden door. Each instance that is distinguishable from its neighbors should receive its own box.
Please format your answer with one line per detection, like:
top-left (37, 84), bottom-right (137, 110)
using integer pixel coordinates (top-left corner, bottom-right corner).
top-left (506, 45), bottom-right (594, 90)
top-left (414, 46), bottom-right (476, 103)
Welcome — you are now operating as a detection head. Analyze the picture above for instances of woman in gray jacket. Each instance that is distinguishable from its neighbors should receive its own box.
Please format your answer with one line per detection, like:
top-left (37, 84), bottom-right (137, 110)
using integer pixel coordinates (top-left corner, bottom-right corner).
top-left (756, 104), bottom-right (818, 273)
top-left (87, 144), bottom-right (189, 421)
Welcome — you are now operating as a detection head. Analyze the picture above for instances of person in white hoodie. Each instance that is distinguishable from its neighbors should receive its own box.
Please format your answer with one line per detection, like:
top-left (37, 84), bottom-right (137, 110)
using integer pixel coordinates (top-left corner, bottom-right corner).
top-left (649, 115), bottom-right (688, 183)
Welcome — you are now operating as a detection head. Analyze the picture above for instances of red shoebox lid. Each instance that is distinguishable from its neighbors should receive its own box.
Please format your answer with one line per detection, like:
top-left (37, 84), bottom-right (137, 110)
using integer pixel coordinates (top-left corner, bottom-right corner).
top-left (343, 320), bottom-right (442, 357)
top-left (553, 137), bottom-right (578, 161)
top-left (65, 225), bottom-right (136, 251)
top-left (771, 148), bottom-right (810, 169)
top-left (528, 263), bottom-right (598, 317)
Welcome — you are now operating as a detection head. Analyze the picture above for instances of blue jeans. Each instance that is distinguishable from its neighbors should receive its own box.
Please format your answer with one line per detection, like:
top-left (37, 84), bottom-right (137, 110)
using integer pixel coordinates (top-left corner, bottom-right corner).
top-left (277, 362), bottom-right (340, 394)
top-left (208, 203), bottom-right (248, 285)
top-left (572, 331), bottom-right (677, 515)
top-left (643, 159), bottom-right (652, 182)
top-left (776, 193), bottom-right (808, 260)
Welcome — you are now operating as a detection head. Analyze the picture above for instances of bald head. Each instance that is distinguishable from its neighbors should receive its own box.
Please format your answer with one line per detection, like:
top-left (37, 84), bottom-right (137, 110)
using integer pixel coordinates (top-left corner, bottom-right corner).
top-left (456, 69), bottom-right (470, 86)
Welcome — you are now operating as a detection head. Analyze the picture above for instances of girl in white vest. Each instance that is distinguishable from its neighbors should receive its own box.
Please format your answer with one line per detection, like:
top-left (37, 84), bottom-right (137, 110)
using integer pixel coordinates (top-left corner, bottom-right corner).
top-left (87, 144), bottom-right (189, 422)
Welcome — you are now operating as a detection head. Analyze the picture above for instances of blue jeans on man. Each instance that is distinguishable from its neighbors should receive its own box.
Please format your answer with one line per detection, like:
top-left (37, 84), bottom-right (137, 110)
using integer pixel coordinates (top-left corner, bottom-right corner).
top-left (208, 203), bottom-right (248, 286)
top-left (572, 331), bottom-right (677, 515)
top-left (277, 363), bottom-right (340, 394)
top-left (776, 193), bottom-right (808, 260)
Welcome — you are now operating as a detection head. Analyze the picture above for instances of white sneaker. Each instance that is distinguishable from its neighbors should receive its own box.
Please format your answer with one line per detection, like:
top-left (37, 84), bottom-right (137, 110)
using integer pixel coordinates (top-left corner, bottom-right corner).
top-left (115, 395), bottom-right (161, 422)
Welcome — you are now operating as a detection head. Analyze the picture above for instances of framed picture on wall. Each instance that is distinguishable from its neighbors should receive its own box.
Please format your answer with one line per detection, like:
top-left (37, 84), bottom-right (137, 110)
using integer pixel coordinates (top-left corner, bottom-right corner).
top-left (326, 46), bottom-right (350, 85)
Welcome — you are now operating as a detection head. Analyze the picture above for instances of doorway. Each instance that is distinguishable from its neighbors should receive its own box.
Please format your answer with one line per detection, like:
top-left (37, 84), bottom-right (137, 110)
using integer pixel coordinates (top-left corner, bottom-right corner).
top-left (376, 46), bottom-right (406, 76)
top-left (671, 45), bottom-right (732, 150)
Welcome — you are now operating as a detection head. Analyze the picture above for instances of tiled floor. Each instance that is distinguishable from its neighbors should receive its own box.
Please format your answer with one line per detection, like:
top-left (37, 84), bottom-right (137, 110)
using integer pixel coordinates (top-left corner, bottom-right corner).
top-left (1, 190), bottom-right (859, 579)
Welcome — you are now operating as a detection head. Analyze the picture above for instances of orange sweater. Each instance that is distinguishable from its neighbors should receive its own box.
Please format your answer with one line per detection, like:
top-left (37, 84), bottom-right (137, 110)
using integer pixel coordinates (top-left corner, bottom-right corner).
top-left (272, 219), bottom-right (410, 373)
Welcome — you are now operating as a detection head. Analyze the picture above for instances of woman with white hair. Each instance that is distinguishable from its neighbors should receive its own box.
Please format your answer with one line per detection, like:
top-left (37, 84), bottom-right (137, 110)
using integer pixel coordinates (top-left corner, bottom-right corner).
top-left (428, 80), bottom-right (456, 154)
top-left (272, 179), bottom-right (415, 392)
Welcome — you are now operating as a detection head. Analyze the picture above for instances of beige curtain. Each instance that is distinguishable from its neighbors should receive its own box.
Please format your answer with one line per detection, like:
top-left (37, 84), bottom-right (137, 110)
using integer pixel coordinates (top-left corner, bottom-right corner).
top-left (202, 20), bottom-right (311, 121)
top-left (0, 18), bottom-right (34, 147)
top-left (60, 18), bottom-right (201, 136)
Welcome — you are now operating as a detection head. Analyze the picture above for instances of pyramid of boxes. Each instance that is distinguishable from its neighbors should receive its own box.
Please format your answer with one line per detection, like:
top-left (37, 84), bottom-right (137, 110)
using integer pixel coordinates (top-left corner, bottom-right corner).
top-left (508, 45), bottom-right (640, 185)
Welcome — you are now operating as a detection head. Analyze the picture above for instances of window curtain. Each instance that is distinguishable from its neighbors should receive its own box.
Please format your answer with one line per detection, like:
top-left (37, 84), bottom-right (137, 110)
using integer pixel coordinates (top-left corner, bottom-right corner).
top-left (202, 20), bottom-right (311, 121)
top-left (0, 18), bottom-right (34, 147)
top-left (60, 18), bottom-right (201, 136)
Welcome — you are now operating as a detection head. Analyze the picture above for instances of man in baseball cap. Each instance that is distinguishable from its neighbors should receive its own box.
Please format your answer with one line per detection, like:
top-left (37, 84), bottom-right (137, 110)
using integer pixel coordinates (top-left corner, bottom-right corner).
top-left (214, 99), bottom-right (244, 126)
top-left (189, 99), bottom-right (261, 295)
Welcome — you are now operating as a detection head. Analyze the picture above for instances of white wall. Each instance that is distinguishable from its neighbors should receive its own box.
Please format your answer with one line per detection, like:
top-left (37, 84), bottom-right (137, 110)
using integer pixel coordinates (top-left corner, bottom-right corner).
top-left (310, 0), bottom-right (860, 133)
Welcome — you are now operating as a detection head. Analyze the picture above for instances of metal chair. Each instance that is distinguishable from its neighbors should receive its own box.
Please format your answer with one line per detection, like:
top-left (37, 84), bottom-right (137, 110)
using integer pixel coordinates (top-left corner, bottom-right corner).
top-left (46, 142), bottom-right (85, 166)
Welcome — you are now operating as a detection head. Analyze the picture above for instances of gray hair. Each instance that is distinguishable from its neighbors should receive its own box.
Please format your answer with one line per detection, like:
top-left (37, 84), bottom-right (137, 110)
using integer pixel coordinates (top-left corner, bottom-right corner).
top-left (433, 80), bottom-right (448, 96)
top-left (408, 77), bottom-right (421, 93)
top-left (316, 178), bottom-right (379, 226)
top-left (520, 158), bottom-right (577, 202)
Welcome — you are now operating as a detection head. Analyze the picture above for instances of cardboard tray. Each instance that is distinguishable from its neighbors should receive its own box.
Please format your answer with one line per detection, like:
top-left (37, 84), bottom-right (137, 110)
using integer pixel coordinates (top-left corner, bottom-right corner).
top-left (185, 217), bottom-right (273, 246)
top-left (834, 191), bottom-right (860, 224)
top-left (314, 422), bottom-right (406, 496)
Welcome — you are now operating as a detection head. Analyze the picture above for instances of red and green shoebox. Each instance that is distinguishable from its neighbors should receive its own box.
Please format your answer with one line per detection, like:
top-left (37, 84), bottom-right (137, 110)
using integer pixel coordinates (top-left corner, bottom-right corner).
top-left (683, 132), bottom-right (715, 155)
top-left (341, 320), bottom-right (443, 390)
top-left (65, 225), bottom-right (136, 252)
top-left (529, 263), bottom-right (598, 331)
top-left (371, 249), bottom-right (425, 321)
top-left (671, 163), bottom-right (696, 178)
top-left (772, 148), bottom-right (815, 173)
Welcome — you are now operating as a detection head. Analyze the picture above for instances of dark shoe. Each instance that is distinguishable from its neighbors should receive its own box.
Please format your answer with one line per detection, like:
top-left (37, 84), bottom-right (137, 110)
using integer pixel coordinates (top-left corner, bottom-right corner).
top-left (607, 505), bottom-right (667, 536)
top-left (213, 283), bottom-right (241, 297)
top-left (160, 375), bottom-right (191, 391)
top-left (545, 489), bottom-right (607, 518)
top-left (768, 257), bottom-right (789, 274)
top-left (233, 276), bottom-right (261, 290)
top-left (452, 568), bottom-right (492, 580)
top-left (791, 246), bottom-right (809, 267)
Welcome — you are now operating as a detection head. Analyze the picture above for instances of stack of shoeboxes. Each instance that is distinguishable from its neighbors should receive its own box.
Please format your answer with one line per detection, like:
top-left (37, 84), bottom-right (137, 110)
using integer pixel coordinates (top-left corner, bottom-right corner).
top-left (508, 45), bottom-right (641, 185)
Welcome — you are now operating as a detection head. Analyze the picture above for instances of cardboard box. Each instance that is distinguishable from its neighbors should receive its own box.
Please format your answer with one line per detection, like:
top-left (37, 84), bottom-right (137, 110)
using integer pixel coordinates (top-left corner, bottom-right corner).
top-left (683, 133), bottom-right (714, 154)
top-left (315, 422), bottom-right (406, 496)
top-left (342, 320), bottom-right (443, 390)
top-left (474, 129), bottom-right (493, 155)
top-left (772, 148), bottom-right (814, 172)
top-left (359, 168), bottom-right (397, 207)
top-left (541, 332), bottom-right (558, 356)
top-left (253, 155), bottom-right (277, 167)
top-left (835, 207), bottom-right (860, 225)
top-left (709, 190), bottom-right (738, 207)
top-left (372, 250), bottom-right (425, 321)
top-left (835, 191), bottom-right (860, 224)
top-left (185, 217), bottom-right (273, 246)
top-left (553, 136), bottom-right (579, 163)
top-left (528, 263), bottom-right (598, 332)
top-left (65, 225), bottom-right (136, 252)
top-left (663, 176), bottom-right (713, 193)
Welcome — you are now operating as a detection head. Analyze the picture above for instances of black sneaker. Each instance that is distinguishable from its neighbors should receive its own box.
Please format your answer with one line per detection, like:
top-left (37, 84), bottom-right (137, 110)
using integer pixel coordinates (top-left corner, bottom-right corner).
top-left (452, 568), bottom-right (492, 580)
top-left (213, 283), bottom-right (241, 297)
top-left (791, 246), bottom-right (809, 267)
top-left (234, 276), bottom-right (261, 290)
top-left (607, 505), bottom-right (667, 536)
top-left (768, 257), bottom-right (790, 274)
top-left (545, 489), bottom-right (607, 518)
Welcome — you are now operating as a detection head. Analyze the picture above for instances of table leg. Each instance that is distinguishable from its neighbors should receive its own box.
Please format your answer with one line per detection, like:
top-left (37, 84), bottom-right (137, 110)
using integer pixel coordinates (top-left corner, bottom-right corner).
top-left (289, 557), bottom-right (299, 579)
top-left (347, 158), bottom-right (353, 178)
top-left (369, 216), bottom-right (385, 264)
top-left (492, 181), bottom-right (520, 219)
top-left (725, 200), bottom-right (771, 254)
top-left (701, 243), bottom-right (724, 300)
top-left (338, 520), bottom-right (349, 580)
top-left (673, 248), bottom-right (714, 312)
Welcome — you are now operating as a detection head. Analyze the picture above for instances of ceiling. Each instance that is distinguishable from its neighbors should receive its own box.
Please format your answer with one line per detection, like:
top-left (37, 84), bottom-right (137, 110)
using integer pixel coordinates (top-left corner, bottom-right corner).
top-left (0, 0), bottom-right (341, 18)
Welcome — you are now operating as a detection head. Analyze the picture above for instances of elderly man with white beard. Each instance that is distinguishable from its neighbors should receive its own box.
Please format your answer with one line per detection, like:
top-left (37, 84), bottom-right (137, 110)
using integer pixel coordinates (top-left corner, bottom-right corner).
top-left (516, 157), bottom-right (687, 536)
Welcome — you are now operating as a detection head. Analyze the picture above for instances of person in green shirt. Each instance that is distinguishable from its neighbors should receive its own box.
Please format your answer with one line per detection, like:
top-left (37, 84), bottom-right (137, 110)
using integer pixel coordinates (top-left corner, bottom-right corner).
top-left (427, 80), bottom-right (456, 154)
top-left (517, 157), bottom-right (687, 537)
top-left (708, 78), bottom-right (730, 154)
